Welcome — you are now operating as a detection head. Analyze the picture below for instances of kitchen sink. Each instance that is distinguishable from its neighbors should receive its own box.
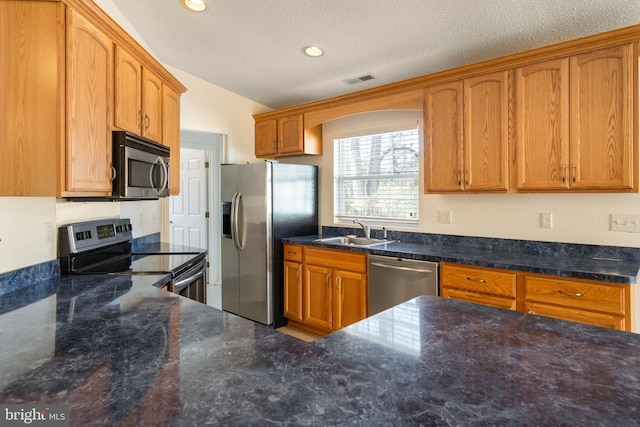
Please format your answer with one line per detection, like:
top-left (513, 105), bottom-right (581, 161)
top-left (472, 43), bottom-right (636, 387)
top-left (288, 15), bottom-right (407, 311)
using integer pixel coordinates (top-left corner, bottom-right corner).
top-left (315, 236), bottom-right (396, 247)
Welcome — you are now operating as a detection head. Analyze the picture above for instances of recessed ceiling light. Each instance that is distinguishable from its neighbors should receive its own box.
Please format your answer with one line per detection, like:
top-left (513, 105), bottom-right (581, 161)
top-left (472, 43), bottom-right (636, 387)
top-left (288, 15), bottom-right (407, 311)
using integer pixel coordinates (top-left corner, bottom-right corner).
top-left (303, 46), bottom-right (324, 57)
top-left (181, 0), bottom-right (206, 12)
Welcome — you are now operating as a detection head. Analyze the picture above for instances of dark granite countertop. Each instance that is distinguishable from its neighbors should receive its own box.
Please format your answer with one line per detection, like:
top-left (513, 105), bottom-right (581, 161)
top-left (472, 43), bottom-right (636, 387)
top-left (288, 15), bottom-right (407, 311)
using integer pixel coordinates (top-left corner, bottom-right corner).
top-left (0, 274), bottom-right (638, 426)
top-left (283, 234), bottom-right (640, 284)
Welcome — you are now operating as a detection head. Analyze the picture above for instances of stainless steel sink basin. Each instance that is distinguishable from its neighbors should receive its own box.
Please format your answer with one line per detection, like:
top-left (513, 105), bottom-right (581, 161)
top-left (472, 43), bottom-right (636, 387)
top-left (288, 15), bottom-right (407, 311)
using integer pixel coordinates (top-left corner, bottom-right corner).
top-left (315, 236), bottom-right (395, 247)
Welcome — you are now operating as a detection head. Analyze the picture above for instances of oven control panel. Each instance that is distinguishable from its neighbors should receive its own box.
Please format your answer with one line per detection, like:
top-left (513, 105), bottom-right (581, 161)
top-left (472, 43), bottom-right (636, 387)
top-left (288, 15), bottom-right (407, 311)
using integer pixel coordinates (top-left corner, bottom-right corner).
top-left (58, 218), bottom-right (133, 255)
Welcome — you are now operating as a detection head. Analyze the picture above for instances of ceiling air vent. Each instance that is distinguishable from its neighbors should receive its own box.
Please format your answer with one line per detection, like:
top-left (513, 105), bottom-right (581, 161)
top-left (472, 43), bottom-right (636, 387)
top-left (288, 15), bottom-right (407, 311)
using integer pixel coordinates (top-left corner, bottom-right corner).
top-left (345, 74), bottom-right (375, 85)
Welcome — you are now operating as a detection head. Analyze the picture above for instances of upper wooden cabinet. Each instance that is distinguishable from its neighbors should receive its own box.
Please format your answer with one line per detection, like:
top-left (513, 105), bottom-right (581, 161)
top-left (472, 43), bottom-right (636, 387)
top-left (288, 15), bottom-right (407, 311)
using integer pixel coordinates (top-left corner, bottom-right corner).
top-left (425, 70), bottom-right (510, 193)
top-left (1, 0), bottom-right (186, 197)
top-left (64, 8), bottom-right (114, 196)
top-left (162, 84), bottom-right (181, 196)
top-left (516, 44), bottom-right (636, 192)
top-left (115, 47), bottom-right (163, 143)
top-left (255, 114), bottom-right (322, 158)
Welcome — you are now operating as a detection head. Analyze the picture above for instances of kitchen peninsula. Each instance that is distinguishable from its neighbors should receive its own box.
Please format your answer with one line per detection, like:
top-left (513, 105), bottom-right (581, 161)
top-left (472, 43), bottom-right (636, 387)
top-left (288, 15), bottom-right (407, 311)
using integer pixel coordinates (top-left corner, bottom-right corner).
top-left (0, 272), bottom-right (638, 426)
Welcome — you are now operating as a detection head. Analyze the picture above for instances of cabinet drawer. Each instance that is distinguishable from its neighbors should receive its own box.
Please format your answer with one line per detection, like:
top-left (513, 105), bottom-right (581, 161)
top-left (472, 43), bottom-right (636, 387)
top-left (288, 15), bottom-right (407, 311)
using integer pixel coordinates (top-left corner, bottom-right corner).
top-left (524, 276), bottom-right (626, 315)
top-left (525, 302), bottom-right (625, 331)
top-left (440, 263), bottom-right (516, 297)
top-left (304, 247), bottom-right (367, 273)
top-left (283, 244), bottom-right (303, 262)
top-left (441, 287), bottom-right (516, 310)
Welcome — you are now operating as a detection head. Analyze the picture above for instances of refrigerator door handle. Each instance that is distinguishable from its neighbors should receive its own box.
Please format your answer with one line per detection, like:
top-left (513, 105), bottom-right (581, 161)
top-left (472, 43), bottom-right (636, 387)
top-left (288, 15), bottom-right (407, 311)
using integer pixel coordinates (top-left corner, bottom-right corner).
top-left (231, 192), bottom-right (245, 250)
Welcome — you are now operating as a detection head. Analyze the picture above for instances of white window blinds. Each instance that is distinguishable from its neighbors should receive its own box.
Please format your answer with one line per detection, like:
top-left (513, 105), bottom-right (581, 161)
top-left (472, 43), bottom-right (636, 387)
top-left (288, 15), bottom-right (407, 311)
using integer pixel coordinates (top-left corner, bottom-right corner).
top-left (334, 127), bottom-right (419, 222)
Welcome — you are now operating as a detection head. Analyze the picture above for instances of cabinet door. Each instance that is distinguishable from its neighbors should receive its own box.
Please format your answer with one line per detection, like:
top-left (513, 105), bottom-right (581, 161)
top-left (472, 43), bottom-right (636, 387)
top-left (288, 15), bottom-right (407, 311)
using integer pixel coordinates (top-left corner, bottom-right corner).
top-left (515, 59), bottom-right (570, 190)
top-left (142, 67), bottom-right (163, 143)
top-left (441, 288), bottom-right (517, 310)
top-left (424, 81), bottom-right (464, 192)
top-left (463, 71), bottom-right (510, 191)
top-left (65, 8), bottom-right (113, 194)
top-left (255, 119), bottom-right (278, 157)
top-left (333, 269), bottom-right (367, 330)
top-left (570, 44), bottom-right (635, 190)
top-left (526, 302), bottom-right (625, 331)
top-left (303, 264), bottom-right (333, 331)
top-left (114, 47), bottom-right (142, 134)
top-left (162, 84), bottom-right (181, 195)
top-left (278, 114), bottom-right (304, 154)
top-left (1, 1), bottom-right (62, 196)
top-left (284, 261), bottom-right (303, 321)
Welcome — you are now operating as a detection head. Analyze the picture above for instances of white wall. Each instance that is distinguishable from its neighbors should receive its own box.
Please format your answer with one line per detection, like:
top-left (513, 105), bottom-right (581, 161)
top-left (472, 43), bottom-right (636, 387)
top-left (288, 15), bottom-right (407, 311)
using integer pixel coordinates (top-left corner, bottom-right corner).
top-left (283, 110), bottom-right (640, 248)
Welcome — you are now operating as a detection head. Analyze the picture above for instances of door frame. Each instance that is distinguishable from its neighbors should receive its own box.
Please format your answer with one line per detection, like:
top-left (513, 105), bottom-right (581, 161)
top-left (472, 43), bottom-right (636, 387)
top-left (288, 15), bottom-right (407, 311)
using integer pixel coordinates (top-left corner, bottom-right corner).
top-left (162, 130), bottom-right (225, 286)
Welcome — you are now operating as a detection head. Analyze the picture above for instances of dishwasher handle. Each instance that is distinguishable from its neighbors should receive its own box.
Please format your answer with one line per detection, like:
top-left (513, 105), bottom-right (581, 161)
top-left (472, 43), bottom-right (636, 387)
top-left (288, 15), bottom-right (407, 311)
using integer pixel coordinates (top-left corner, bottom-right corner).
top-left (370, 262), bottom-right (433, 274)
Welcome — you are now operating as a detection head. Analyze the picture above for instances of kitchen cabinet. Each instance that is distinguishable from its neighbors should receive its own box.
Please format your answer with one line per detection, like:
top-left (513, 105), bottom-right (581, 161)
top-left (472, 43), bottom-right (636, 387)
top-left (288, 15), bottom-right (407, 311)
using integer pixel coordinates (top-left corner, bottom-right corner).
top-left (524, 274), bottom-right (630, 331)
top-left (440, 263), bottom-right (518, 310)
top-left (114, 47), bottom-right (163, 143)
top-left (1, 0), bottom-right (186, 197)
top-left (516, 44), bottom-right (636, 192)
top-left (286, 246), bottom-right (367, 335)
top-left (162, 84), bottom-right (181, 195)
top-left (64, 8), bottom-right (114, 195)
top-left (255, 114), bottom-right (322, 158)
top-left (283, 244), bottom-right (303, 322)
top-left (424, 70), bottom-right (510, 193)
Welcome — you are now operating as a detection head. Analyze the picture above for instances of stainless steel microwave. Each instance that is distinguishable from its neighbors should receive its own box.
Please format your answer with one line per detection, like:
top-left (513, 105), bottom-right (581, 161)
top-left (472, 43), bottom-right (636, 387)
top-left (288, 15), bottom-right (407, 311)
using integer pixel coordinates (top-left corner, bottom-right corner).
top-left (112, 131), bottom-right (170, 199)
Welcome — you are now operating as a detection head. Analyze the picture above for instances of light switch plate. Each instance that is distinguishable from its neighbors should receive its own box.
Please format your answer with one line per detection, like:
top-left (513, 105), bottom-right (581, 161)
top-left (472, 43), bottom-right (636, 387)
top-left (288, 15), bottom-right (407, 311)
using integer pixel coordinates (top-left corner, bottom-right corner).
top-left (437, 210), bottom-right (452, 224)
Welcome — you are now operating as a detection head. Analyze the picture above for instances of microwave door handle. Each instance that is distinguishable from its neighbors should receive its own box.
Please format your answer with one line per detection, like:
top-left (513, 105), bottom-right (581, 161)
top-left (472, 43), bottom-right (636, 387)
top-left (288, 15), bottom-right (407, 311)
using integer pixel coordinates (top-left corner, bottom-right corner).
top-left (150, 157), bottom-right (169, 195)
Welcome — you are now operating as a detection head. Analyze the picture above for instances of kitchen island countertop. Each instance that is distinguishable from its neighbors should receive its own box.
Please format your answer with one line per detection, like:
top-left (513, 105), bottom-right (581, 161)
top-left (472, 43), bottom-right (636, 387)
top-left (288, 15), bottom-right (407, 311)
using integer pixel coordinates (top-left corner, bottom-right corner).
top-left (0, 274), bottom-right (638, 426)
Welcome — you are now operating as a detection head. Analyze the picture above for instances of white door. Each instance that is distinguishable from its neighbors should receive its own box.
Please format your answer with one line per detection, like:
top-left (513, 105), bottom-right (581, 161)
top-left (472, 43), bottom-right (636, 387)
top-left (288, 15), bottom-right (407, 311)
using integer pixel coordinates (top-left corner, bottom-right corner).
top-left (170, 148), bottom-right (207, 250)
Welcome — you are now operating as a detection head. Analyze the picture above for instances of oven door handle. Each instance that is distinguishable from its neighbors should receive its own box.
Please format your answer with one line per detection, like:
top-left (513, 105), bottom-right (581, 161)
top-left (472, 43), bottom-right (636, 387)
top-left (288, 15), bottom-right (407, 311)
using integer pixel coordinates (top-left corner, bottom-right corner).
top-left (173, 269), bottom-right (205, 291)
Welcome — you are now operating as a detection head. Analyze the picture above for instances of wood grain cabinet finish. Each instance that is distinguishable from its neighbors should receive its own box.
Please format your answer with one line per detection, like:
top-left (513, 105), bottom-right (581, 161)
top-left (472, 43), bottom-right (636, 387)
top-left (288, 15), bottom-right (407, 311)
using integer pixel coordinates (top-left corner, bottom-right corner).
top-left (516, 44), bottom-right (636, 192)
top-left (283, 245), bottom-right (303, 322)
top-left (425, 71), bottom-right (510, 193)
top-left (524, 275), bottom-right (630, 331)
top-left (65, 8), bottom-right (114, 195)
top-left (162, 85), bottom-right (181, 195)
top-left (255, 114), bottom-right (322, 158)
top-left (440, 263), bottom-right (518, 311)
top-left (1, 0), bottom-right (185, 197)
top-left (286, 246), bottom-right (367, 336)
top-left (1, 1), bottom-right (63, 196)
top-left (115, 47), bottom-right (163, 143)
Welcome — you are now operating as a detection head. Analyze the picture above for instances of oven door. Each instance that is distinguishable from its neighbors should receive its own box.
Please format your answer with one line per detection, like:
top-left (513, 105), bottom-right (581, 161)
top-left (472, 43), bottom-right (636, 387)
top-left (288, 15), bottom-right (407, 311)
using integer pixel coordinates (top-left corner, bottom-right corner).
top-left (124, 145), bottom-right (169, 198)
top-left (172, 258), bottom-right (207, 304)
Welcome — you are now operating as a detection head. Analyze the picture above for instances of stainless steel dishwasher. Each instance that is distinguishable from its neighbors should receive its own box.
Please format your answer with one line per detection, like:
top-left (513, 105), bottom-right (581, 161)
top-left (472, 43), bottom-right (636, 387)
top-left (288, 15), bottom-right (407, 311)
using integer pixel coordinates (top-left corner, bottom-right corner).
top-left (368, 255), bottom-right (439, 316)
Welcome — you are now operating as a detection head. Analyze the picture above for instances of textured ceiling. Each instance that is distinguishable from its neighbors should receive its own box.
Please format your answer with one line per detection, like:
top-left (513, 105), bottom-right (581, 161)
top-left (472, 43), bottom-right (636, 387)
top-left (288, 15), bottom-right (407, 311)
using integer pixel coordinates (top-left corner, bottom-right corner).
top-left (109, 0), bottom-right (640, 109)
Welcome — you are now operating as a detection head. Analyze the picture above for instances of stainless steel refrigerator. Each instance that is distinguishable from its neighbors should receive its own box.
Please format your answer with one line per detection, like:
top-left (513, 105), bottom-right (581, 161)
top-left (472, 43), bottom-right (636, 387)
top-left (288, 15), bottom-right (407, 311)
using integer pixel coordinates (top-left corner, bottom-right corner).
top-left (221, 162), bottom-right (318, 327)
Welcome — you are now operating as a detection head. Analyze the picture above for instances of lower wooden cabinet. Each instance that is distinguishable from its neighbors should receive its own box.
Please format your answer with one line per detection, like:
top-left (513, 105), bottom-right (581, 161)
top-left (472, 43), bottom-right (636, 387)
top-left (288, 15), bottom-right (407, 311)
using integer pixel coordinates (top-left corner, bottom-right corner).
top-left (440, 263), bottom-right (518, 311)
top-left (284, 245), bottom-right (367, 336)
top-left (441, 262), bottom-right (633, 332)
top-left (524, 275), bottom-right (630, 331)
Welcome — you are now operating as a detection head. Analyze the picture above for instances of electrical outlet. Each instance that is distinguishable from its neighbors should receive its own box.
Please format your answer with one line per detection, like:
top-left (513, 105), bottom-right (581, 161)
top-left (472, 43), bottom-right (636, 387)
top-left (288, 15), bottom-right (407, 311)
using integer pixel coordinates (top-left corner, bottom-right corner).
top-left (611, 214), bottom-right (640, 232)
top-left (44, 222), bottom-right (54, 243)
top-left (540, 212), bottom-right (552, 229)
top-left (437, 210), bottom-right (452, 224)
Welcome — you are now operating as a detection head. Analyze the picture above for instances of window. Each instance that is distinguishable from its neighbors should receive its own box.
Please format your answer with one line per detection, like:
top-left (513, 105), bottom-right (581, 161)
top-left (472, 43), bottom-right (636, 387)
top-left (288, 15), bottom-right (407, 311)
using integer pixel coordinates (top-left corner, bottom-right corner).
top-left (334, 126), bottom-right (419, 222)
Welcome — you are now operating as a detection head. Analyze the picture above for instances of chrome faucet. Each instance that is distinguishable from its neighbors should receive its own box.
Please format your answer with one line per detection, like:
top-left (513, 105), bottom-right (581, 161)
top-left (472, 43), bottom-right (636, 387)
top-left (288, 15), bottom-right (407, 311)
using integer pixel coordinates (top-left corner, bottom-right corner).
top-left (353, 219), bottom-right (370, 238)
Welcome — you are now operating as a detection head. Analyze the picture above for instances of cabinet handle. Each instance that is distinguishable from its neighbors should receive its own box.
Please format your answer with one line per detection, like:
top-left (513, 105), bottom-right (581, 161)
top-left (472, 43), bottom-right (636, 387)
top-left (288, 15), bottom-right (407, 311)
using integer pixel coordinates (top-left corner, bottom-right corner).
top-left (326, 274), bottom-right (330, 288)
top-left (562, 164), bottom-right (566, 183)
top-left (296, 267), bottom-right (300, 281)
top-left (466, 277), bottom-right (487, 283)
top-left (457, 170), bottom-right (462, 186)
top-left (145, 114), bottom-right (150, 130)
top-left (287, 250), bottom-right (297, 255)
top-left (558, 290), bottom-right (584, 297)
top-left (138, 110), bottom-right (143, 127)
top-left (572, 163), bottom-right (577, 183)
top-left (464, 171), bottom-right (469, 186)
top-left (335, 276), bottom-right (340, 290)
